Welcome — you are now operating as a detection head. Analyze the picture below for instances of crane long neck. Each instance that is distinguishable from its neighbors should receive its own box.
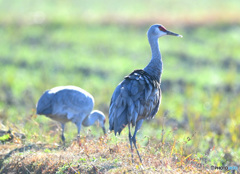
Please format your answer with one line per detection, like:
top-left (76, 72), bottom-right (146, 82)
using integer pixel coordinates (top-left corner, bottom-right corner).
top-left (82, 111), bottom-right (99, 127)
top-left (143, 36), bottom-right (162, 82)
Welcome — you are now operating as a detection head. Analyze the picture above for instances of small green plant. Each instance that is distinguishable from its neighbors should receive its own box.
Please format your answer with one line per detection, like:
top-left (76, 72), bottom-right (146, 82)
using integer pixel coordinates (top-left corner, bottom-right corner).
top-left (44, 148), bottom-right (51, 153)
top-left (56, 164), bottom-right (70, 174)
top-left (0, 134), bottom-right (12, 142)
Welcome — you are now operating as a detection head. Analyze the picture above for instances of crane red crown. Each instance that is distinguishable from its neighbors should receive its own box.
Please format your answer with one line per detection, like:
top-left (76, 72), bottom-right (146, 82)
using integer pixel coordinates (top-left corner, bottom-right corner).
top-left (159, 26), bottom-right (167, 32)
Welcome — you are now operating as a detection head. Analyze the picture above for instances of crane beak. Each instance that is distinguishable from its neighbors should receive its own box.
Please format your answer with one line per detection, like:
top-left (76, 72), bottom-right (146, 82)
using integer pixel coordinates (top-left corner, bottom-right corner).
top-left (102, 127), bottom-right (106, 135)
top-left (166, 30), bottom-right (183, 38)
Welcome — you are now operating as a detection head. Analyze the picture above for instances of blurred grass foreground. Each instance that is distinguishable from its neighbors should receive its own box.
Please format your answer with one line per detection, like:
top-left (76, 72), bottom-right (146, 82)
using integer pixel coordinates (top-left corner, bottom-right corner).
top-left (0, 0), bottom-right (240, 173)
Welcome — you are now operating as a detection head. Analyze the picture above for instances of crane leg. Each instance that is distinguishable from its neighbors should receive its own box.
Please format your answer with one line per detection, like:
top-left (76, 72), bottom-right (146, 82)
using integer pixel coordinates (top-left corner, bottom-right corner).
top-left (77, 124), bottom-right (81, 146)
top-left (132, 120), bottom-right (143, 163)
top-left (61, 123), bottom-right (65, 146)
top-left (132, 131), bottom-right (142, 163)
top-left (128, 123), bottom-right (134, 163)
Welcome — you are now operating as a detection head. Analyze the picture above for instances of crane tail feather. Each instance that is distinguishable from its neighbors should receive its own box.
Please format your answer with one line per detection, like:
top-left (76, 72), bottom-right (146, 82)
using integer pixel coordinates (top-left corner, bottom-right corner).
top-left (110, 109), bottom-right (128, 135)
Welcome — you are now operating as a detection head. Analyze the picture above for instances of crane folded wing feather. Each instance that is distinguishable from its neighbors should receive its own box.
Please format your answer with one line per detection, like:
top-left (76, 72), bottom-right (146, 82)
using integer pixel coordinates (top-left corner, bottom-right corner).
top-left (109, 69), bottom-right (161, 135)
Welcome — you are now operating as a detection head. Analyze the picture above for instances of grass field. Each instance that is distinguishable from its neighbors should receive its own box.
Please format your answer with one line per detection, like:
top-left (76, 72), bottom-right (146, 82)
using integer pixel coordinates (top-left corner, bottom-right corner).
top-left (0, 0), bottom-right (240, 173)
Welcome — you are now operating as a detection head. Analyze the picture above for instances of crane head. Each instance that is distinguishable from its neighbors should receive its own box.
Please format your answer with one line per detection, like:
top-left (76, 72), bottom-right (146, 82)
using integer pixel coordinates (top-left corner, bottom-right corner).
top-left (148, 24), bottom-right (183, 38)
top-left (91, 110), bottom-right (106, 135)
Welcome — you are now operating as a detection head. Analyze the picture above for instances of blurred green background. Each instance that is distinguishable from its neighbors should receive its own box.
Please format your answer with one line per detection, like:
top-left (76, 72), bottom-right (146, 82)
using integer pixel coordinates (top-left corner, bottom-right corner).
top-left (0, 0), bottom-right (240, 166)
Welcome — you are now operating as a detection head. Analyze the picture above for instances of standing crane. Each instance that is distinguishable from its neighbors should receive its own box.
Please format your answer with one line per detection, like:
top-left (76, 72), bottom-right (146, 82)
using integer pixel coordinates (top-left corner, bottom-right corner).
top-left (36, 86), bottom-right (106, 144)
top-left (109, 24), bottom-right (182, 163)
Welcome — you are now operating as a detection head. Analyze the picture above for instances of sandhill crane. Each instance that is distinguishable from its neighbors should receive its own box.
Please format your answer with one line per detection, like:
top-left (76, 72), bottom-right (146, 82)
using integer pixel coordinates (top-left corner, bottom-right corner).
top-left (36, 86), bottom-right (106, 144)
top-left (109, 24), bottom-right (182, 163)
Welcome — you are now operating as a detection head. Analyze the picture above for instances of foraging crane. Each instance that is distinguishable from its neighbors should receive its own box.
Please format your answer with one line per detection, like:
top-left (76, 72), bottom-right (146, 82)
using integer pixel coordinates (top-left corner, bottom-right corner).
top-left (36, 86), bottom-right (106, 144)
top-left (109, 24), bottom-right (182, 163)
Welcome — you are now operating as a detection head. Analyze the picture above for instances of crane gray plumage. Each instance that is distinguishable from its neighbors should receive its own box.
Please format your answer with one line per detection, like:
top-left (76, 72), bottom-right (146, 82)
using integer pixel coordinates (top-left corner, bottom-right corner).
top-left (36, 86), bottom-right (106, 144)
top-left (109, 24), bottom-right (182, 163)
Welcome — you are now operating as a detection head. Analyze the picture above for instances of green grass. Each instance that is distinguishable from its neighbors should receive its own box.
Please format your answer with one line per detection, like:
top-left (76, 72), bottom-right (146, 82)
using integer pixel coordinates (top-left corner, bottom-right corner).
top-left (0, 0), bottom-right (240, 173)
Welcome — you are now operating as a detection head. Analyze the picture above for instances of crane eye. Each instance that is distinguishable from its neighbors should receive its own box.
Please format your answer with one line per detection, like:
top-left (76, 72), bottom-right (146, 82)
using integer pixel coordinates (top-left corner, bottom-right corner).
top-left (159, 26), bottom-right (167, 32)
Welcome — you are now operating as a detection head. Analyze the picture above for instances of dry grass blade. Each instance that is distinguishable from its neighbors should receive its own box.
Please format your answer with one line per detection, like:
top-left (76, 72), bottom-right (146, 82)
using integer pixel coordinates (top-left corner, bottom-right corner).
top-left (0, 135), bottom-right (223, 173)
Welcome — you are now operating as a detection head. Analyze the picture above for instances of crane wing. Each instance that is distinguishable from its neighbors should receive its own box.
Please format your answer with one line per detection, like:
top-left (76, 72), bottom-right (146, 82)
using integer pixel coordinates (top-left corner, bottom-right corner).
top-left (51, 89), bottom-right (94, 120)
top-left (109, 69), bottom-right (161, 135)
